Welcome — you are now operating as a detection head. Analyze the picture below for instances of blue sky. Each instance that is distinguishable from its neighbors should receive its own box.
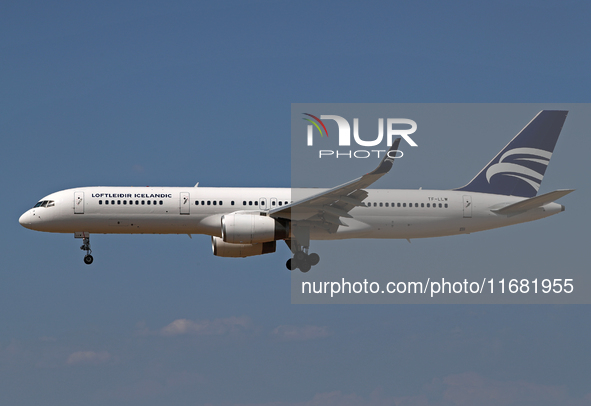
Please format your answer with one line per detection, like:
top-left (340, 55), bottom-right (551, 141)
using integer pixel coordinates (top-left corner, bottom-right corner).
top-left (1, 1), bottom-right (591, 405)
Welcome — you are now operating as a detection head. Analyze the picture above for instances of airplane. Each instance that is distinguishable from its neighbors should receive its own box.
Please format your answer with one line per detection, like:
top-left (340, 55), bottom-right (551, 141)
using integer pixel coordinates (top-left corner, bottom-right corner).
top-left (19, 110), bottom-right (573, 273)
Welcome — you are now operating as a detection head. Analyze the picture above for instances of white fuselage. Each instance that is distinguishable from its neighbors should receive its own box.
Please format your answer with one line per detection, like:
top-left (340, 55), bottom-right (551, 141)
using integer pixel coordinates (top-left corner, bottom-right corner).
top-left (18, 187), bottom-right (564, 240)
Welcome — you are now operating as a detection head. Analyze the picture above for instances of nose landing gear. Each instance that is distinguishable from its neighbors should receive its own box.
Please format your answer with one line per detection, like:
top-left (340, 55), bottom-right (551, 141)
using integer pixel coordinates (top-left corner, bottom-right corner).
top-left (77, 234), bottom-right (93, 265)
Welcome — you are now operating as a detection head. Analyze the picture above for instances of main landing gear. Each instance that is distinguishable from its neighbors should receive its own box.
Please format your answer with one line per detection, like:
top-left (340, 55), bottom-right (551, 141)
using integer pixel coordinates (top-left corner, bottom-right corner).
top-left (80, 236), bottom-right (93, 265)
top-left (285, 227), bottom-right (319, 273)
top-left (286, 250), bottom-right (320, 273)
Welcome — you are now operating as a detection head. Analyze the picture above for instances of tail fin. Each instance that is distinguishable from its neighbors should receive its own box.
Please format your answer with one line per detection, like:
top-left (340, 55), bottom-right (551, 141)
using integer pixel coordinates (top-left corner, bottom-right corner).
top-left (456, 110), bottom-right (568, 197)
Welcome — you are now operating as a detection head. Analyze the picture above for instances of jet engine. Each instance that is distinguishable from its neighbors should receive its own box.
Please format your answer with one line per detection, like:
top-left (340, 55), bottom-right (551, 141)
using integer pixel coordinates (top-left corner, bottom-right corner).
top-left (221, 213), bottom-right (289, 244)
top-left (211, 236), bottom-right (276, 258)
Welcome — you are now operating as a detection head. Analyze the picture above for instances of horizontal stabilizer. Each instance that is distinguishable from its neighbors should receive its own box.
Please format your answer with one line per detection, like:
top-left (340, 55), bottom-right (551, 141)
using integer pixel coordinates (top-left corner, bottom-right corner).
top-left (492, 189), bottom-right (574, 215)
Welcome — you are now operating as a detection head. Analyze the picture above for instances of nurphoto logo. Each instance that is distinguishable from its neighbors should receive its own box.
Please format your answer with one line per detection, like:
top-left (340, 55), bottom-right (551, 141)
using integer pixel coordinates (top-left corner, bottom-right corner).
top-left (303, 113), bottom-right (418, 159)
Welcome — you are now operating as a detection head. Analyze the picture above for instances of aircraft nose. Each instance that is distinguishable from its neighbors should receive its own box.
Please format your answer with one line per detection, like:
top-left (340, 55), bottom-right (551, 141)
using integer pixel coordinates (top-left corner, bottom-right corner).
top-left (19, 211), bottom-right (32, 229)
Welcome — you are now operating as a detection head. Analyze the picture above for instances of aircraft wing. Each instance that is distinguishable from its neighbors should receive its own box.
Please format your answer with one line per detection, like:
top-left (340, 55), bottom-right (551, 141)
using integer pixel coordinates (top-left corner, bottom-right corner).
top-left (268, 139), bottom-right (401, 230)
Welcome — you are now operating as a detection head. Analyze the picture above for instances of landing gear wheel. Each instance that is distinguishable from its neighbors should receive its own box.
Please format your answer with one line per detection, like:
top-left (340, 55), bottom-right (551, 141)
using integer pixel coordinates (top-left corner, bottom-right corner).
top-left (299, 261), bottom-right (311, 273)
top-left (286, 258), bottom-right (297, 271)
top-left (83, 255), bottom-right (94, 265)
top-left (308, 253), bottom-right (320, 266)
top-left (294, 251), bottom-right (306, 263)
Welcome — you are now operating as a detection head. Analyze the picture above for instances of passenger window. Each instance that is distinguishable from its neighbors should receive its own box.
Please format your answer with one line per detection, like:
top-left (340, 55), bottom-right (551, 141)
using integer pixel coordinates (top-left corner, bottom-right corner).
top-left (159, 201), bottom-right (163, 205)
top-left (213, 201), bottom-right (217, 205)
top-left (243, 201), bottom-right (246, 205)
top-left (445, 203), bottom-right (448, 208)
top-left (439, 203), bottom-right (442, 208)
top-left (231, 201), bottom-right (235, 205)
top-left (414, 203), bottom-right (418, 208)
top-left (427, 203), bottom-right (430, 208)
top-left (219, 201), bottom-right (222, 206)
top-left (99, 200), bottom-right (103, 205)
top-left (254, 201), bottom-right (258, 205)
top-left (123, 200), bottom-right (127, 205)
top-left (397, 203), bottom-right (401, 207)
top-left (147, 200), bottom-right (151, 205)
top-left (207, 201), bottom-right (211, 205)
top-left (279, 201), bottom-right (282, 206)
top-left (195, 201), bottom-right (199, 205)
top-left (272, 201), bottom-right (276, 206)
top-left (385, 203), bottom-right (389, 207)
top-left (373, 203), bottom-right (377, 207)
top-left (379, 202), bottom-right (383, 207)
top-left (249, 201), bottom-right (253, 206)
top-left (141, 201), bottom-right (145, 205)
top-left (111, 200), bottom-right (115, 205)
top-left (135, 200), bottom-right (139, 205)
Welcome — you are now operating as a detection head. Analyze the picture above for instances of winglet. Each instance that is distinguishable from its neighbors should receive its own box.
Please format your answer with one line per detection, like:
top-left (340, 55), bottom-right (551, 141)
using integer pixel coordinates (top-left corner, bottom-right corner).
top-left (368, 138), bottom-right (401, 176)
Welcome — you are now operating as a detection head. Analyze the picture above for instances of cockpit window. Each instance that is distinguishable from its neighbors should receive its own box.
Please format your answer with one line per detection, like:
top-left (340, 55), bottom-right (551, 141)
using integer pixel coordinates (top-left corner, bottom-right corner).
top-left (33, 200), bottom-right (55, 208)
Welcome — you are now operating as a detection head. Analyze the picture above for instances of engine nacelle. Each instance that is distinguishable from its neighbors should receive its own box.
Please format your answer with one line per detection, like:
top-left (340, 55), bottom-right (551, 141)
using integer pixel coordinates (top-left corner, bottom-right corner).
top-left (221, 212), bottom-right (289, 244)
top-left (211, 236), bottom-right (276, 258)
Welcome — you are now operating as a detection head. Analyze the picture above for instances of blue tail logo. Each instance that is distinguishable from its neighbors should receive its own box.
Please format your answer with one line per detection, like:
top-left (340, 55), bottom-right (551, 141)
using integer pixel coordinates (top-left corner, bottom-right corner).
top-left (485, 147), bottom-right (552, 193)
top-left (456, 110), bottom-right (567, 198)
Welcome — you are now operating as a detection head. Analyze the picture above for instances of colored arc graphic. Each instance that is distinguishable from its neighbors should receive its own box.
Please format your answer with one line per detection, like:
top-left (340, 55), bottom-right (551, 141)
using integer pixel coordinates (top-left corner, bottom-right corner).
top-left (303, 113), bottom-right (328, 137)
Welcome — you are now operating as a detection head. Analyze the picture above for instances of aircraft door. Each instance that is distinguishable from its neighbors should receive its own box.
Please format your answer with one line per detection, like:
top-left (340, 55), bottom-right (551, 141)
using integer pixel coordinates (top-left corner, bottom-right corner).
top-left (180, 192), bottom-right (190, 215)
top-left (74, 192), bottom-right (84, 214)
top-left (463, 195), bottom-right (472, 218)
top-left (259, 198), bottom-right (267, 210)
